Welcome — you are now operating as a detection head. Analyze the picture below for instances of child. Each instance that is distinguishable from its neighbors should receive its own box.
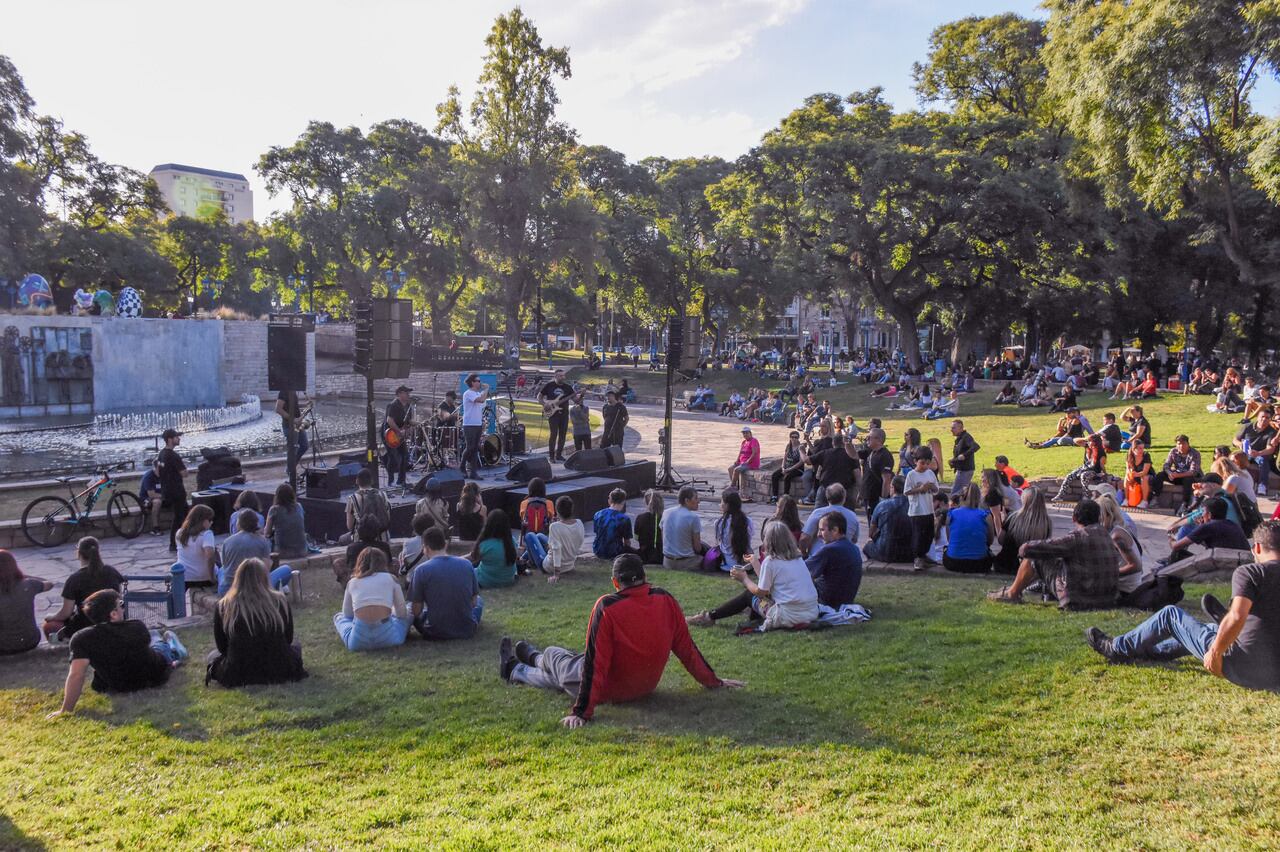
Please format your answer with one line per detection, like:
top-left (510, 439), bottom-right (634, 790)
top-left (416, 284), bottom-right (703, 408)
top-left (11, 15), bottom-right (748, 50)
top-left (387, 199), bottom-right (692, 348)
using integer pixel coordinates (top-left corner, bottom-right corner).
top-left (904, 445), bottom-right (940, 571)
top-left (569, 396), bottom-right (591, 451)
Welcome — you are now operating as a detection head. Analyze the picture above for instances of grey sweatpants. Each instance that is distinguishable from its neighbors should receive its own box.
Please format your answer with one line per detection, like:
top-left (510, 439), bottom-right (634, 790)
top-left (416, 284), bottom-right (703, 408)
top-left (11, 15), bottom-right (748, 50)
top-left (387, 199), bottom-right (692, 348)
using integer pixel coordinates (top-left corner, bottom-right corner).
top-left (511, 646), bottom-right (584, 695)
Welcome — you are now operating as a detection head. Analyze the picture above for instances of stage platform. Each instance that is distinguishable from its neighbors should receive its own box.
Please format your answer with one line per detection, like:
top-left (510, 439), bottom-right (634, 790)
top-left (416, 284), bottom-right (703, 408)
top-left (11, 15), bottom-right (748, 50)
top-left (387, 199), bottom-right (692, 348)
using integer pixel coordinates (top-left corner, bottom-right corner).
top-left (219, 456), bottom-right (656, 543)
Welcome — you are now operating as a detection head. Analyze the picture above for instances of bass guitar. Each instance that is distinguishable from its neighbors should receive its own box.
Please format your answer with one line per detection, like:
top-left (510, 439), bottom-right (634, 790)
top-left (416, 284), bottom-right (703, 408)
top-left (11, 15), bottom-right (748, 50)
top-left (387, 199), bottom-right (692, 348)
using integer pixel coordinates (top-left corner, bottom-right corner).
top-left (541, 386), bottom-right (579, 418)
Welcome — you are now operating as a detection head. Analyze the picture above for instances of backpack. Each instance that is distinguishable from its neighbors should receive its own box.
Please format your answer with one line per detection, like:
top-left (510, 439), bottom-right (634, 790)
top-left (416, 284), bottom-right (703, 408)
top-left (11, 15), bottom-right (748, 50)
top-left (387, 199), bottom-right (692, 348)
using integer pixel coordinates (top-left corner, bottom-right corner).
top-left (1230, 493), bottom-right (1262, 537)
top-left (592, 508), bottom-right (629, 559)
top-left (351, 488), bottom-right (391, 535)
top-left (1118, 575), bottom-right (1185, 611)
top-left (522, 498), bottom-right (551, 536)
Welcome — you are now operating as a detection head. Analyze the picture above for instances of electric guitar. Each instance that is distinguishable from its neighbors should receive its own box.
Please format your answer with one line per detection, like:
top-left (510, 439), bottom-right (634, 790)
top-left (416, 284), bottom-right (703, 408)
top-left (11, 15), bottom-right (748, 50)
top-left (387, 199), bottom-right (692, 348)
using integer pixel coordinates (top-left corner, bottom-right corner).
top-left (382, 404), bottom-right (416, 449)
top-left (541, 386), bottom-right (579, 417)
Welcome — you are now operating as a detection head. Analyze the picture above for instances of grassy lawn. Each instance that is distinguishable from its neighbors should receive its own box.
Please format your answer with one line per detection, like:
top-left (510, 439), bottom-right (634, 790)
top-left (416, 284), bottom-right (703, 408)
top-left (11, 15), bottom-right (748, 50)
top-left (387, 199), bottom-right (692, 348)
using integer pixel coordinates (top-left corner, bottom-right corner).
top-left (568, 365), bottom-right (1243, 481)
top-left (2, 562), bottom-right (1276, 848)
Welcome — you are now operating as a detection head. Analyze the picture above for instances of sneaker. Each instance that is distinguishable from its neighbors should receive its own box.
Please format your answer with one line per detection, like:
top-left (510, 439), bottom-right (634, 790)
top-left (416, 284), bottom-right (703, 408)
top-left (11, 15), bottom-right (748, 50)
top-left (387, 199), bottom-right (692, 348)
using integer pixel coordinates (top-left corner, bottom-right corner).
top-left (280, 584), bottom-right (291, 598)
top-left (498, 637), bottom-right (517, 682)
top-left (162, 630), bottom-right (189, 662)
top-left (1084, 627), bottom-right (1122, 662)
top-left (148, 528), bottom-right (164, 537)
top-left (1201, 593), bottom-right (1228, 624)
top-left (913, 557), bottom-right (926, 572)
top-left (1138, 500), bottom-right (1149, 509)
top-left (686, 610), bottom-right (715, 627)
top-left (514, 640), bottom-right (539, 666)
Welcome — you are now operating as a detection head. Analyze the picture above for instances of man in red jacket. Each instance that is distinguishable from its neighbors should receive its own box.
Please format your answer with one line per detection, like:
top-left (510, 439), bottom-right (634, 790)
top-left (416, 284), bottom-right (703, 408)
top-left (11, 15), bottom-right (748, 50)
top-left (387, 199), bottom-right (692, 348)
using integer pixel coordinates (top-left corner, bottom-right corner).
top-left (500, 554), bottom-right (745, 727)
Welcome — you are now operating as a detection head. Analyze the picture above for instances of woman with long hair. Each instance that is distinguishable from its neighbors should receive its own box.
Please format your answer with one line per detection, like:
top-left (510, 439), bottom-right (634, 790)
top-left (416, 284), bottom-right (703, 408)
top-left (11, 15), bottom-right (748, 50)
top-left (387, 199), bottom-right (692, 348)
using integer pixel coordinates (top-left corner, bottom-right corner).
top-left (0, 550), bottom-right (54, 654)
top-left (265, 483), bottom-right (308, 560)
top-left (1052, 433), bottom-right (1107, 502)
top-left (229, 491), bottom-right (264, 539)
top-left (943, 483), bottom-right (995, 574)
top-left (1124, 439), bottom-right (1154, 508)
top-left (176, 503), bottom-right (217, 586)
top-left (1096, 492), bottom-right (1145, 597)
top-left (456, 481), bottom-right (487, 541)
top-left (207, 558), bottom-right (306, 687)
top-left (633, 489), bottom-right (665, 565)
top-left (334, 547), bottom-right (409, 652)
top-left (714, 490), bottom-right (754, 569)
top-left (979, 468), bottom-right (1009, 538)
top-left (470, 509), bottom-right (519, 588)
top-left (687, 520), bottom-right (819, 631)
top-left (41, 537), bottom-right (123, 641)
top-left (899, 428), bottom-right (922, 475)
top-left (992, 487), bottom-right (1053, 574)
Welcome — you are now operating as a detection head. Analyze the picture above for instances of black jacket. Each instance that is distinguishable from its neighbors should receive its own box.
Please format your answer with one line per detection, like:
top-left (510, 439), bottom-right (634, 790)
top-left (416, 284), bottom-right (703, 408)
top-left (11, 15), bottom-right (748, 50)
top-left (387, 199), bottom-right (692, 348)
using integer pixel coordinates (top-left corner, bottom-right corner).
top-left (952, 431), bottom-right (980, 472)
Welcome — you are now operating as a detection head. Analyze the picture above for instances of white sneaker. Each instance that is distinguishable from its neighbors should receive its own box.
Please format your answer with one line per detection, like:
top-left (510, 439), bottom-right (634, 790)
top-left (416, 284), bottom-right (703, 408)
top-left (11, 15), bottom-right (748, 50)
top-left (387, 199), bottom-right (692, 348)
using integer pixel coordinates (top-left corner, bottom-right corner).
top-left (913, 558), bottom-right (926, 571)
top-left (162, 630), bottom-right (189, 662)
top-left (1138, 500), bottom-right (1149, 509)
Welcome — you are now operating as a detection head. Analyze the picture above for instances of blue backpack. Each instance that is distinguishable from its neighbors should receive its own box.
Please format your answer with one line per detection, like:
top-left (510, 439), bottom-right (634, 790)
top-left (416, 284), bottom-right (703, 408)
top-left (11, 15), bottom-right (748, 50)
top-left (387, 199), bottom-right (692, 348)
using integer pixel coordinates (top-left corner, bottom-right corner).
top-left (592, 508), bottom-right (630, 559)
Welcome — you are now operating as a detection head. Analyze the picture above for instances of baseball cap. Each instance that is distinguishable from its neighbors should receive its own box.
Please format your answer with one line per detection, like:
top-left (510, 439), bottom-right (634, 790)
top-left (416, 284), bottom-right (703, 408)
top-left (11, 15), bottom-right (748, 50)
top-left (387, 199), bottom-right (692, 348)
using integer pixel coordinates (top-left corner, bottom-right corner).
top-left (395, 385), bottom-right (412, 394)
top-left (161, 428), bottom-right (182, 441)
top-left (741, 426), bottom-right (752, 433)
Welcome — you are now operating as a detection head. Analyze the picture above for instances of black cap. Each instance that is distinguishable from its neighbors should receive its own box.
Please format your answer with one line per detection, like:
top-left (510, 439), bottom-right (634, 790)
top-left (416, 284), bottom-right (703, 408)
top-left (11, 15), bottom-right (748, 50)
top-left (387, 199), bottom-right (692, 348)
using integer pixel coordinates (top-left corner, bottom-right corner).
top-left (395, 385), bottom-right (412, 394)
top-left (161, 428), bottom-right (181, 441)
top-left (1201, 473), bottom-right (1224, 485)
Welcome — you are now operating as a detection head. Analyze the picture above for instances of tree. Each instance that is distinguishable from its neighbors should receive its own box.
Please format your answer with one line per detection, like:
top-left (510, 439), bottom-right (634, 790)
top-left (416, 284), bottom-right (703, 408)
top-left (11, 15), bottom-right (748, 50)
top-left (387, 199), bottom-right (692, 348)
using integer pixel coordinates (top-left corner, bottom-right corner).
top-left (0, 55), bottom-right (45, 278)
top-left (437, 8), bottom-right (595, 349)
top-left (1044, 0), bottom-right (1280, 358)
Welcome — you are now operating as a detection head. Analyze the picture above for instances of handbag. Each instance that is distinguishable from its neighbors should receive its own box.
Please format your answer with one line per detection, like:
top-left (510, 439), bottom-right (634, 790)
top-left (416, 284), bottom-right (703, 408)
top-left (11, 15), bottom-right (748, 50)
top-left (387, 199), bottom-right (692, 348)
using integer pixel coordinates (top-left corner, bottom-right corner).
top-left (702, 546), bottom-right (723, 571)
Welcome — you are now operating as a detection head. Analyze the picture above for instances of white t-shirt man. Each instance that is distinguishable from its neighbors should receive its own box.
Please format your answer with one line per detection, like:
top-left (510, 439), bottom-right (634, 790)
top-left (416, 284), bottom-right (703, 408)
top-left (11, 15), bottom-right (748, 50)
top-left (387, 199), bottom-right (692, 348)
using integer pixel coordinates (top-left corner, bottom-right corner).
top-left (462, 387), bottom-right (486, 427)
top-left (904, 468), bottom-right (938, 517)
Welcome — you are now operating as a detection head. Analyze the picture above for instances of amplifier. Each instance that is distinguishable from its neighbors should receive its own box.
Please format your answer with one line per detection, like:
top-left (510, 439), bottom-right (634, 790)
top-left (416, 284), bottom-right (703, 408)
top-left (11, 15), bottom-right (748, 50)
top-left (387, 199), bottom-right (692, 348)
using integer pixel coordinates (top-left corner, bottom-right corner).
top-left (304, 464), bottom-right (361, 499)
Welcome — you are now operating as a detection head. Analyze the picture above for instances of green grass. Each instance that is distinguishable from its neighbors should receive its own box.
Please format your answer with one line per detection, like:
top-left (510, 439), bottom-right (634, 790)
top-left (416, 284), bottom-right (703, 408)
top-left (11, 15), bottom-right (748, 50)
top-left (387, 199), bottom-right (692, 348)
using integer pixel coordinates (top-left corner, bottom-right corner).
top-left (568, 365), bottom-right (1237, 480)
top-left (2, 564), bottom-right (1276, 848)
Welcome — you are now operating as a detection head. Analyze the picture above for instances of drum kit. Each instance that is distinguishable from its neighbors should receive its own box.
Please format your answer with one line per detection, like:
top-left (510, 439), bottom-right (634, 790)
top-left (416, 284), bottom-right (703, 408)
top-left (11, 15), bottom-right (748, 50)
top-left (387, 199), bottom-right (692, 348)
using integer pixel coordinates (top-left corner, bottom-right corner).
top-left (407, 403), bottom-right (507, 473)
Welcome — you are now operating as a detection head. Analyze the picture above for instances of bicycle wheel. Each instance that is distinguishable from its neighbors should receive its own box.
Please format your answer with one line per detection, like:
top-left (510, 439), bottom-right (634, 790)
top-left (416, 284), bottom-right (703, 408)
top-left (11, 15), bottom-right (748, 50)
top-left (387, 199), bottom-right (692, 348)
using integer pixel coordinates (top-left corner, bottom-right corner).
top-left (107, 491), bottom-right (146, 539)
top-left (21, 496), bottom-right (76, 548)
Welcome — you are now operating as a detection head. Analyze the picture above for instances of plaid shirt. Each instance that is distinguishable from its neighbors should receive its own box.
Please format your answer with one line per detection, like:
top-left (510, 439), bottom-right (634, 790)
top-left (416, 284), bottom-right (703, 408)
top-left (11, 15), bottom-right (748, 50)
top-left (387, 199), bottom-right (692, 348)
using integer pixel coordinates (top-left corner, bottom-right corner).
top-left (1163, 447), bottom-right (1202, 476)
top-left (1022, 523), bottom-right (1119, 608)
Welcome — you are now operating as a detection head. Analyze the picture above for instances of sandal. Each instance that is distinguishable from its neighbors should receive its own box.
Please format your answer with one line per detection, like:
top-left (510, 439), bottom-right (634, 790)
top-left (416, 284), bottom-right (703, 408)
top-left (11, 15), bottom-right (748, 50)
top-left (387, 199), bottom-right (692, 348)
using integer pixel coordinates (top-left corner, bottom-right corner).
top-left (986, 585), bottom-right (1024, 604)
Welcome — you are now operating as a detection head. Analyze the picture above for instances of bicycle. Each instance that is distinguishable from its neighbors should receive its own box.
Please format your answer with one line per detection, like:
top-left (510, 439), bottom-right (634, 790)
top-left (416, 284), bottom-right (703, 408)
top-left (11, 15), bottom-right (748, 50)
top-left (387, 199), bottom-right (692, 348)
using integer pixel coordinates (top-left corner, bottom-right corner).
top-left (21, 462), bottom-right (146, 548)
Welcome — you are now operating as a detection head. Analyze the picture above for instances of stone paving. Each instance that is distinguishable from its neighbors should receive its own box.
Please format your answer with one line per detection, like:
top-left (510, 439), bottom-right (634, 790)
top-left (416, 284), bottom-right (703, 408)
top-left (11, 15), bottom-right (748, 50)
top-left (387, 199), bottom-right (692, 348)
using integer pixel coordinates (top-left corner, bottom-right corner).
top-left (14, 401), bottom-right (1260, 635)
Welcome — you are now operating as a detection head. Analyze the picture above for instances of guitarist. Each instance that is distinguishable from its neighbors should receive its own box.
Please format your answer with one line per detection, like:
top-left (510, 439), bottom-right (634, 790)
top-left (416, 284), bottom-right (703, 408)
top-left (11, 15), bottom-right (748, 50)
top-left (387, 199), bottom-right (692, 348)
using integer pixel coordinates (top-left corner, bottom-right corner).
top-left (275, 388), bottom-right (310, 490)
top-left (538, 369), bottom-right (575, 462)
top-left (382, 385), bottom-right (414, 487)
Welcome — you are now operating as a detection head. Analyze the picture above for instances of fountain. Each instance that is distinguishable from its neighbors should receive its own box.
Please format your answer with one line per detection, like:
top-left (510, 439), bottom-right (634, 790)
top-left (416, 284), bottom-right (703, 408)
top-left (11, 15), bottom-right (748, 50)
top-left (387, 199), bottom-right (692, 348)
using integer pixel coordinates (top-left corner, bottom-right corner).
top-left (90, 395), bottom-right (263, 443)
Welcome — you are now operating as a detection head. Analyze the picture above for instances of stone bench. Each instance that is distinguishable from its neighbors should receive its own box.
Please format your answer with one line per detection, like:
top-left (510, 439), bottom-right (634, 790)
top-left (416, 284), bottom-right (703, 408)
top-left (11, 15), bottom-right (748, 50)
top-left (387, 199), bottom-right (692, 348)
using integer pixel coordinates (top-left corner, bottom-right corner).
top-left (1029, 476), bottom-right (1180, 513)
top-left (739, 460), bottom-right (805, 503)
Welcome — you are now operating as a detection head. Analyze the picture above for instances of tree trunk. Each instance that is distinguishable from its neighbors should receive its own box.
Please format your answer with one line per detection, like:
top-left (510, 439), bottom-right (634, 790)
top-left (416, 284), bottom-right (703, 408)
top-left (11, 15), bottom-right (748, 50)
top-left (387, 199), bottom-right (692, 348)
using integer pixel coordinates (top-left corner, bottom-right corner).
top-left (886, 304), bottom-right (922, 370)
top-left (1247, 285), bottom-right (1271, 365)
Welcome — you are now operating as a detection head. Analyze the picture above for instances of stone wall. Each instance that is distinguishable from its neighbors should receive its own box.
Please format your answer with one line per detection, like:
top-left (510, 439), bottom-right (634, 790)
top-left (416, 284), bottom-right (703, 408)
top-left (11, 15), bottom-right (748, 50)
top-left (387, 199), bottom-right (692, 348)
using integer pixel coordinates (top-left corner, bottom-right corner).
top-left (219, 321), bottom-right (315, 400)
top-left (314, 323), bottom-right (355, 358)
top-left (316, 368), bottom-right (468, 400)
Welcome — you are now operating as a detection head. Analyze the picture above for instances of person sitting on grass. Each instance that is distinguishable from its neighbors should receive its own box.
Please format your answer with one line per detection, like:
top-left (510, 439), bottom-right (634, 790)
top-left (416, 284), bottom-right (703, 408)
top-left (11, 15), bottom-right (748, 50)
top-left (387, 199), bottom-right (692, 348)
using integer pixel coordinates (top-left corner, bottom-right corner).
top-left (1121, 405), bottom-right (1151, 450)
top-left (500, 554), bottom-right (743, 727)
top-left (991, 487), bottom-right (1053, 575)
top-left (175, 504), bottom-right (217, 589)
top-left (207, 558), bottom-right (307, 688)
top-left (1049, 383), bottom-right (1077, 413)
top-left (993, 381), bottom-right (1018, 405)
top-left (1159, 495), bottom-right (1251, 575)
top-left (864, 476), bottom-right (914, 564)
top-left (987, 499), bottom-right (1119, 609)
top-left (526, 496), bottom-right (585, 583)
top-left (455, 481), bottom-right (487, 542)
top-left (221, 505), bottom-right (297, 596)
top-left (46, 589), bottom-right (187, 718)
top-left (343, 467), bottom-right (390, 546)
top-left (0, 550), bottom-right (54, 655)
top-left (412, 478), bottom-right (452, 535)
top-left (334, 547), bottom-right (410, 652)
top-left (471, 509), bottom-right (519, 588)
top-left (800, 483), bottom-right (861, 557)
top-left (1025, 410), bottom-right (1085, 449)
top-left (1095, 493), bottom-right (1145, 600)
top-left (662, 486), bottom-right (708, 571)
top-left (410, 527), bottom-right (483, 640)
top-left (943, 483), bottom-right (995, 574)
top-left (1084, 520), bottom-right (1280, 692)
top-left (805, 511), bottom-right (863, 608)
top-left (341, 514), bottom-right (393, 587)
top-left (687, 520), bottom-right (820, 631)
top-left (228, 490), bottom-right (264, 540)
top-left (1242, 384), bottom-right (1275, 423)
top-left (634, 489), bottom-right (665, 565)
top-left (41, 537), bottom-right (123, 642)
top-left (1095, 412), bottom-right (1124, 453)
top-left (398, 512), bottom-right (434, 576)
top-left (591, 488), bottom-right (637, 560)
top-left (265, 483), bottom-right (309, 562)
top-left (712, 490), bottom-right (755, 569)
top-left (923, 390), bottom-right (960, 420)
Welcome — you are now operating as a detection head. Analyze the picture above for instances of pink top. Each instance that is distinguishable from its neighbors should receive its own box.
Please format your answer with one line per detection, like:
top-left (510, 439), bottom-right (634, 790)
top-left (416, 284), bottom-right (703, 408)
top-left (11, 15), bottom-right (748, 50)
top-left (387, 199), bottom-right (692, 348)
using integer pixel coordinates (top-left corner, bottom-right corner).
top-left (738, 438), bottom-right (761, 469)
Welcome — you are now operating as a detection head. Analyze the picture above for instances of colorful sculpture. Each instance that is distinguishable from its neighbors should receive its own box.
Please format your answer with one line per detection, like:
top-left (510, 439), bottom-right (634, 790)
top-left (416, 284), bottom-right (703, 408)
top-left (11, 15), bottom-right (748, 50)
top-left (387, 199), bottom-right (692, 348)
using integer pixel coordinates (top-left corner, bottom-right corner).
top-left (115, 287), bottom-right (142, 318)
top-left (72, 289), bottom-right (95, 315)
top-left (16, 274), bottom-right (53, 309)
top-left (93, 289), bottom-right (116, 316)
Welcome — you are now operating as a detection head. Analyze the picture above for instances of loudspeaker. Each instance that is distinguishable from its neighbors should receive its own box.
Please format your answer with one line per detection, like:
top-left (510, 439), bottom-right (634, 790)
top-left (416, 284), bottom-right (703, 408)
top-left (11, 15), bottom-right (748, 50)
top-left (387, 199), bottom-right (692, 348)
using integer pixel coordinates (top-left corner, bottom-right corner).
top-left (190, 490), bottom-right (232, 535)
top-left (681, 315), bottom-right (701, 371)
top-left (371, 297), bottom-right (413, 379)
top-left (506, 456), bottom-right (553, 483)
top-left (667, 315), bottom-right (683, 361)
top-left (412, 467), bottom-right (466, 500)
top-left (338, 451), bottom-right (366, 467)
top-left (268, 325), bottom-right (308, 391)
top-left (564, 448), bottom-right (611, 472)
top-left (604, 446), bottom-right (626, 466)
top-left (501, 423), bottom-right (526, 456)
top-left (304, 464), bottom-right (360, 500)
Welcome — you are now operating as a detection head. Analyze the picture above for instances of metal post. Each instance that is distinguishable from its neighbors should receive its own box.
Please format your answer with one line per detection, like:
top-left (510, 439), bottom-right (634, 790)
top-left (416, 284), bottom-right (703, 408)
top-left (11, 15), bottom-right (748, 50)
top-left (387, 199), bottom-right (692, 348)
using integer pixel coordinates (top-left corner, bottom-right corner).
top-left (366, 370), bottom-right (378, 487)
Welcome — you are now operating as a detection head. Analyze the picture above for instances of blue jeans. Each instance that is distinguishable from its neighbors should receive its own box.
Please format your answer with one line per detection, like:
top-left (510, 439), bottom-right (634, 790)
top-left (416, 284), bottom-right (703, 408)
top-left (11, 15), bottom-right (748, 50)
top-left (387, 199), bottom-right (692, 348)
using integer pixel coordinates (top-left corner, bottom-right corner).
top-left (333, 613), bottom-right (410, 651)
top-left (1111, 605), bottom-right (1218, 661)
top-left (384, 441), bottom-right (408, 483)
top-left (413, 596), bottom-right (485, 636)
top-left (524, 532), bottom-right (548, 571)
top-left (216, 564), bottom-right (294, 597)
top-left (282, 424), bottom-right (309, 457)
top-left (148, 635), bottom-right (184, 664)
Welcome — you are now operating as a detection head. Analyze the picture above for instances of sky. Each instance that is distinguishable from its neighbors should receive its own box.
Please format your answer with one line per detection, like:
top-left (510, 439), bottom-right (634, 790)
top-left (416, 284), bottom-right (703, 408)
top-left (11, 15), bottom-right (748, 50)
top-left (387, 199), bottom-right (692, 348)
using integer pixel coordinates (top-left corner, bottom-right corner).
top-left (3, 0), bottom-right (1274, 218)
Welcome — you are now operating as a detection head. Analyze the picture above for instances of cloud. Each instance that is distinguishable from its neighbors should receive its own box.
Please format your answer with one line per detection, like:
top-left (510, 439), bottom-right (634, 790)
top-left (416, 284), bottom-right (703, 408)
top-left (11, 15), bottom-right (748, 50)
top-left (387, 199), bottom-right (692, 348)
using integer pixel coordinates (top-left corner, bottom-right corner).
top-left (562, 99), bottom-right (766, 161)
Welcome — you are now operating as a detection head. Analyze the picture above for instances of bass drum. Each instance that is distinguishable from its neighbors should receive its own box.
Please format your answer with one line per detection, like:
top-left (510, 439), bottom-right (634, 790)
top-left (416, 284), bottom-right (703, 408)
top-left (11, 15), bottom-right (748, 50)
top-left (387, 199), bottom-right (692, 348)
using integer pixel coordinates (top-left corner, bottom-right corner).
top-left (481, 434), bottom-right (502, 466)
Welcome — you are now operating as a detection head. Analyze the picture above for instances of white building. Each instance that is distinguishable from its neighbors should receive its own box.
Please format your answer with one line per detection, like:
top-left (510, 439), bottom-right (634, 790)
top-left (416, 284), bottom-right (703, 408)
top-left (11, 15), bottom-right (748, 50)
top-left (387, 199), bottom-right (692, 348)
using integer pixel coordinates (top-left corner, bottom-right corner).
top-left (149, 163), bottom-right (254, 224)
top-left (756, 296), bottom-right (900, 356)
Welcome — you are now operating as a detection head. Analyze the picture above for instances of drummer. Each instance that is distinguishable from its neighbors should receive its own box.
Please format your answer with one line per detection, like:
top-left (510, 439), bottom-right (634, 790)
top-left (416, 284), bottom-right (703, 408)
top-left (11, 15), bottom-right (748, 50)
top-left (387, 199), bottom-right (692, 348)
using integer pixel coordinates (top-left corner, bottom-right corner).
top-left (435, 391), bottom-right (460, 428)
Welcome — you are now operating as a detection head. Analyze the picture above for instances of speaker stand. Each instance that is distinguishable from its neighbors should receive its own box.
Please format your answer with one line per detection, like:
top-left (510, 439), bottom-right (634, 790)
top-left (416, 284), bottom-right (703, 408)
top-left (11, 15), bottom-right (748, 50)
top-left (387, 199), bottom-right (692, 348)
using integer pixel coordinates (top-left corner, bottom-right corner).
top-left (656, 333), bottom-right (712, 494)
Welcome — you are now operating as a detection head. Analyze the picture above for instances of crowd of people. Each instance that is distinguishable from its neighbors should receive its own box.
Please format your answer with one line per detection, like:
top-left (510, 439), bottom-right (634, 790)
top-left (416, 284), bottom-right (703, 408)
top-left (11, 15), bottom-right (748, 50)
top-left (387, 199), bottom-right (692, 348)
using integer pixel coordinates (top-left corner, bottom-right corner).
top-left (3, 346), bottom-right (1279, 733)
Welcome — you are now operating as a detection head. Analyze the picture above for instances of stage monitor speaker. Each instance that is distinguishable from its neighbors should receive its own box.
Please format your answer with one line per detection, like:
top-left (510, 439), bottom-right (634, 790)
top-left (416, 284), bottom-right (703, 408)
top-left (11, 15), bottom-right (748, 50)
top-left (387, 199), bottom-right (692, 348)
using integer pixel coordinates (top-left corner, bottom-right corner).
top-left (338, 450), bottom-right (367, 467)
top-left (506, 456), bottom-right (553, 483)
top-left (564, 448), bottom-right (611, 472)
top-left (412, 467), bottom-right (466, 500)
top-left (604, 446), bottom-right (626, 467)
top-left (304, 464), bottom-right (361, 500)
top-left (191, 490), bottom-right (232, 535)
top-left (371, 297), bottom-right (413, 379)
top-left (268, 325), bottom-right (308, 391)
